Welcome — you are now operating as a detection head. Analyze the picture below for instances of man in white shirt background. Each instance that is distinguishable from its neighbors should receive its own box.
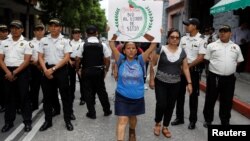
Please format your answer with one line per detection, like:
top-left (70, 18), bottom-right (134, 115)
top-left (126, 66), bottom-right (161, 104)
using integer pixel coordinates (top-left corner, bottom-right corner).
top-left (232, 22), bottom-right (250, 72)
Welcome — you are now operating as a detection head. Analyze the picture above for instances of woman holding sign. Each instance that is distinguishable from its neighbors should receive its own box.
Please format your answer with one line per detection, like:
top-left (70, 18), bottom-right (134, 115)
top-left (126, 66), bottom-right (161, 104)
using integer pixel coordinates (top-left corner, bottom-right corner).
top-left (149, 29), bottom-right (192, 138)
top-left (109, 39), bottom-right (156, 141)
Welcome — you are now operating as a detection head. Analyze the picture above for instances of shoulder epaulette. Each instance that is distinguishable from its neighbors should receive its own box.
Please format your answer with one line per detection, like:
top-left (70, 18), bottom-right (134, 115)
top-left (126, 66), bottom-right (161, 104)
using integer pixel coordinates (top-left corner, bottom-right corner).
top-left (200, 34), bottom-right (205, 39)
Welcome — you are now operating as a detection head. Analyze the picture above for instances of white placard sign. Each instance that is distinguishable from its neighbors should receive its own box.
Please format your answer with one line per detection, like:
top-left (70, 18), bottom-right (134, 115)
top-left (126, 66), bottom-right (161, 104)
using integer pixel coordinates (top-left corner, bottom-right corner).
top-left (108, 0), bottom-right (163, 42)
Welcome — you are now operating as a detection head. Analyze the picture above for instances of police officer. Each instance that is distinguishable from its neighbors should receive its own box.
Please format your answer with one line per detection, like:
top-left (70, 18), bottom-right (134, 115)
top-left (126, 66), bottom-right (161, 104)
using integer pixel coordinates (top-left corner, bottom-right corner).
top-left (67, 28), bottom-right (84, 120)
top-left (76, 25), bottom-right (112, 119)
top-left (203, 25), bottom-right (244, 127)
top-left (29, 23), bottom-right (45, 111)
top-left (232, 22), bottom-right (250, 72)
top-left (0, 24), bottom-right (8, 42)
top-left (171, 18), bottom-right (206, 129)
top-left (0, 20), bottom-right (32, 132)
top-left (38, 18), bottom-right (73, 131)
top-left (29, 23), bottom-right (61, 115)
top-left (0, 24), bottom-right (8, 113)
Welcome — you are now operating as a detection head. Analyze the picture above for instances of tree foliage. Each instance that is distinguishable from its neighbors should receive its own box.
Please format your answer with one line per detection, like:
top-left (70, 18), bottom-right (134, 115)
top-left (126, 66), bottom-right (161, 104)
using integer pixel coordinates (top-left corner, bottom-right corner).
top-left (39, 0), bottom-right (107, 34)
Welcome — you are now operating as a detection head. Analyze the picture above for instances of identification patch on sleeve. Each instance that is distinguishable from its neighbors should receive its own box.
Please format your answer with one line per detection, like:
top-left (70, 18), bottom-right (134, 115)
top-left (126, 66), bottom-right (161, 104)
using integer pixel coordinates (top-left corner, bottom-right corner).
top-left (29, 42), bottom-right (34, 48)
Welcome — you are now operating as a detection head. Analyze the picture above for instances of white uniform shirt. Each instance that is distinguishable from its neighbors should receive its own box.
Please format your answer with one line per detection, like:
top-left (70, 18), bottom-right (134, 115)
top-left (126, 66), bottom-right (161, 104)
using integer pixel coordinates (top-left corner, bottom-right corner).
top-left (232, 27), bottom-right (250, 45)
top-left (179, 33), bottom-right (207, 63)
top-left (0, 35), bottom-right (32, 67)
top-left (69, 39), bottom-right (82, 58)
top-left (205, 40), bottom-right (244, 76)
top-left (0, 38), bottom-right (8, 49)
top-left (0, 39), bottom-right (5, 44)
top-left (0, 37), bottom-right (9, 45)
top-left (37, 34), bottom-right (72, 65)
top-left (76, 36), bottom-right (111, 58)
top-left (0, 40), bottom-right (3, 47)
top-left (30, 37), bottom-right (41, 62)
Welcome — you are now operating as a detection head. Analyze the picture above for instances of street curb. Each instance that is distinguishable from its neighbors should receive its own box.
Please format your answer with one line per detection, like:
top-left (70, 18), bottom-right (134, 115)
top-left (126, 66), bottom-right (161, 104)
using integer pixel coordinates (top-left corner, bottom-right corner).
top-left (199, 82), bottom-right (250, 119)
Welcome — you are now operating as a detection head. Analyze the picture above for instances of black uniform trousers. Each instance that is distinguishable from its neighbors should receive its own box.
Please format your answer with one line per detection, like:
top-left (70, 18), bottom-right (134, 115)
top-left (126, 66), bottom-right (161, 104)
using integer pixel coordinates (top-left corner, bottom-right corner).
top-left (29, 65), bottom-right (42, 110)
top-left (29, 65), bottom-right (60, 112)
top-left (68, 63), bottom-right (76, 114)
top-left (4, 67), bottom-right (32, 125)
top-left (154, 78), bottom-right (180, 127)
top-left (81, 67), bottom-right (111, 115)
top-left (51, 87), bottom-right (61, 113)
top-left (175, 70), bottom-right (200, 123)
top-left (203, 71), bottom-right (236, 124)
top-left (68, 59), bottom-right (85, 103)
top-left (0, 69), bottom-right (5, 108)
top-left (78, 73), bottom-right (85, 102)
top-left (41, 65), bottom-right (71, 123)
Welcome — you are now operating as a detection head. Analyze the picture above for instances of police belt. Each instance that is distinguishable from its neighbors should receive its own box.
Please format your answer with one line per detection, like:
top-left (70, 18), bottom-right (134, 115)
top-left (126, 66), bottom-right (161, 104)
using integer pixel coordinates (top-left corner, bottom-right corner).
top-left (83, 65), bottom-right (104, 70)
top-left (45, 63), bottom-right (67, 70)
top-left (7, 66), bottom-right (18, 71)
top-left (209, 71), bottom-right (234, 78)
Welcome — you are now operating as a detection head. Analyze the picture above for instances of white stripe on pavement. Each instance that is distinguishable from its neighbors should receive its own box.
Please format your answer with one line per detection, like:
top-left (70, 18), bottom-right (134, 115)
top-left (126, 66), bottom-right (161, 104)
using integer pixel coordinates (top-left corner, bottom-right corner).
top-left (4, 104), bottom-right (43, 141)
top-left (4, 124), bottom-right (24, 141)
top-left (21, 115), bottom-right (44, 141)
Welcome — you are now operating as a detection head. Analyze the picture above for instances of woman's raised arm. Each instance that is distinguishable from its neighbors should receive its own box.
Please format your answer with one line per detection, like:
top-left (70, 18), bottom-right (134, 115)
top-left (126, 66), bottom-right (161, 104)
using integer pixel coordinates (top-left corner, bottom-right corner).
top-left (142, 42), bottom-right (157, 62)
top-left (109, 40), bottom-right (120, 62)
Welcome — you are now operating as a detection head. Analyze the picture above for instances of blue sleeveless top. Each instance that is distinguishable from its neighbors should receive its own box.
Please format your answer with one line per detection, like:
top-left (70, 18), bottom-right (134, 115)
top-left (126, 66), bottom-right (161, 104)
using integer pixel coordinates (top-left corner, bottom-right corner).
top-left (116, 54), bottom-right (145, 99)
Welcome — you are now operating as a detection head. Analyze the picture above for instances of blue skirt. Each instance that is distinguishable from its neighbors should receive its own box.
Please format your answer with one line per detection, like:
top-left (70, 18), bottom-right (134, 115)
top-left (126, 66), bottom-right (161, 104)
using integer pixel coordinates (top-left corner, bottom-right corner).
top-left (115, 91), bottom-right (145, 116)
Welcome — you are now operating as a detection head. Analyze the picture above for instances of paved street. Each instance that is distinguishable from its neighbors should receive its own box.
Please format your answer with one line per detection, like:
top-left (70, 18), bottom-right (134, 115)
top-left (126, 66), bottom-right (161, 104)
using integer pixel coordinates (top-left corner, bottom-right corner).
top-left (0, 71), bottom-right (249, 141)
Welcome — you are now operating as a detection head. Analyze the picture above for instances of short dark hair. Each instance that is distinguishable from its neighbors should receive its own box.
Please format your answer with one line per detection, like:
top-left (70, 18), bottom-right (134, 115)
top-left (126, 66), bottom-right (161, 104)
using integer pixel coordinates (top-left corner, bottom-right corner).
top-left (166, 28), bottom-right (181, 39)
top-left (166, 28), bottom-right (181, 45)
top-left (86, 25), bottom-right (97, 35)
top-left (122, 42), bottom-right (141, 56)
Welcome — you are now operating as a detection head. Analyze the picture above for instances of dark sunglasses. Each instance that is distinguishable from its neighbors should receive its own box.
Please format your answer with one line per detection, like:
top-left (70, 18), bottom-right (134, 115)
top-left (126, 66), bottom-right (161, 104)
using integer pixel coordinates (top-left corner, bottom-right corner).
top-left (170, 36), bottom-right (180, 40)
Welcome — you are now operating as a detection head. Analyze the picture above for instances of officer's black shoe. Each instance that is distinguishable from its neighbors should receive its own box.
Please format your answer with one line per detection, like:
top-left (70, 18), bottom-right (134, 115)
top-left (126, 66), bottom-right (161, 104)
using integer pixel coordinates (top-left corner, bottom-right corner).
top-left (0, 107), bottom-right (5, 113)
top-left (203, 122), bottom-right (212, 128)
top-left (171, 119), bottom-right (184, 126)
top-left (188, 122), bottom-right (196, 130)
top-left (39, 121), bottom-right (52, 131)
top-left (52, 110), bottom-right (60, 117)
top-left (86, 112), bottom-right (96, 119)
top-left (24, 124), bottom-right (32, 132)
top-left (16, 108), bottom-right (22, 114)
top-left (79, 100), bottom-right (85, 105)
top-left (104, 110), bottom-right (112, 116)
top-left (65, 121), bottom-right (73, 131)
top-left (70, 114), bottom-right (76, 120)
top-left (1, 123), bottom-right (14, 132)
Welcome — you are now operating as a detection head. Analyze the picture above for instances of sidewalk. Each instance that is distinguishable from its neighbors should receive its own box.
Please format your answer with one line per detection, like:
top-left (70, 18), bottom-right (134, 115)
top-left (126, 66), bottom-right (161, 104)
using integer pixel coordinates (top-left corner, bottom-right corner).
top-left (200, 72), bottom-right (250, 119)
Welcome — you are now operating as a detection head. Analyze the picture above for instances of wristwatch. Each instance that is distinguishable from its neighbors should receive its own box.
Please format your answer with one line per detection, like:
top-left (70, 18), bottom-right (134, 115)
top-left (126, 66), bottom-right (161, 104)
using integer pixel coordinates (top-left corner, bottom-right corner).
top-left (52, 67), bottom-right (56, 71)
